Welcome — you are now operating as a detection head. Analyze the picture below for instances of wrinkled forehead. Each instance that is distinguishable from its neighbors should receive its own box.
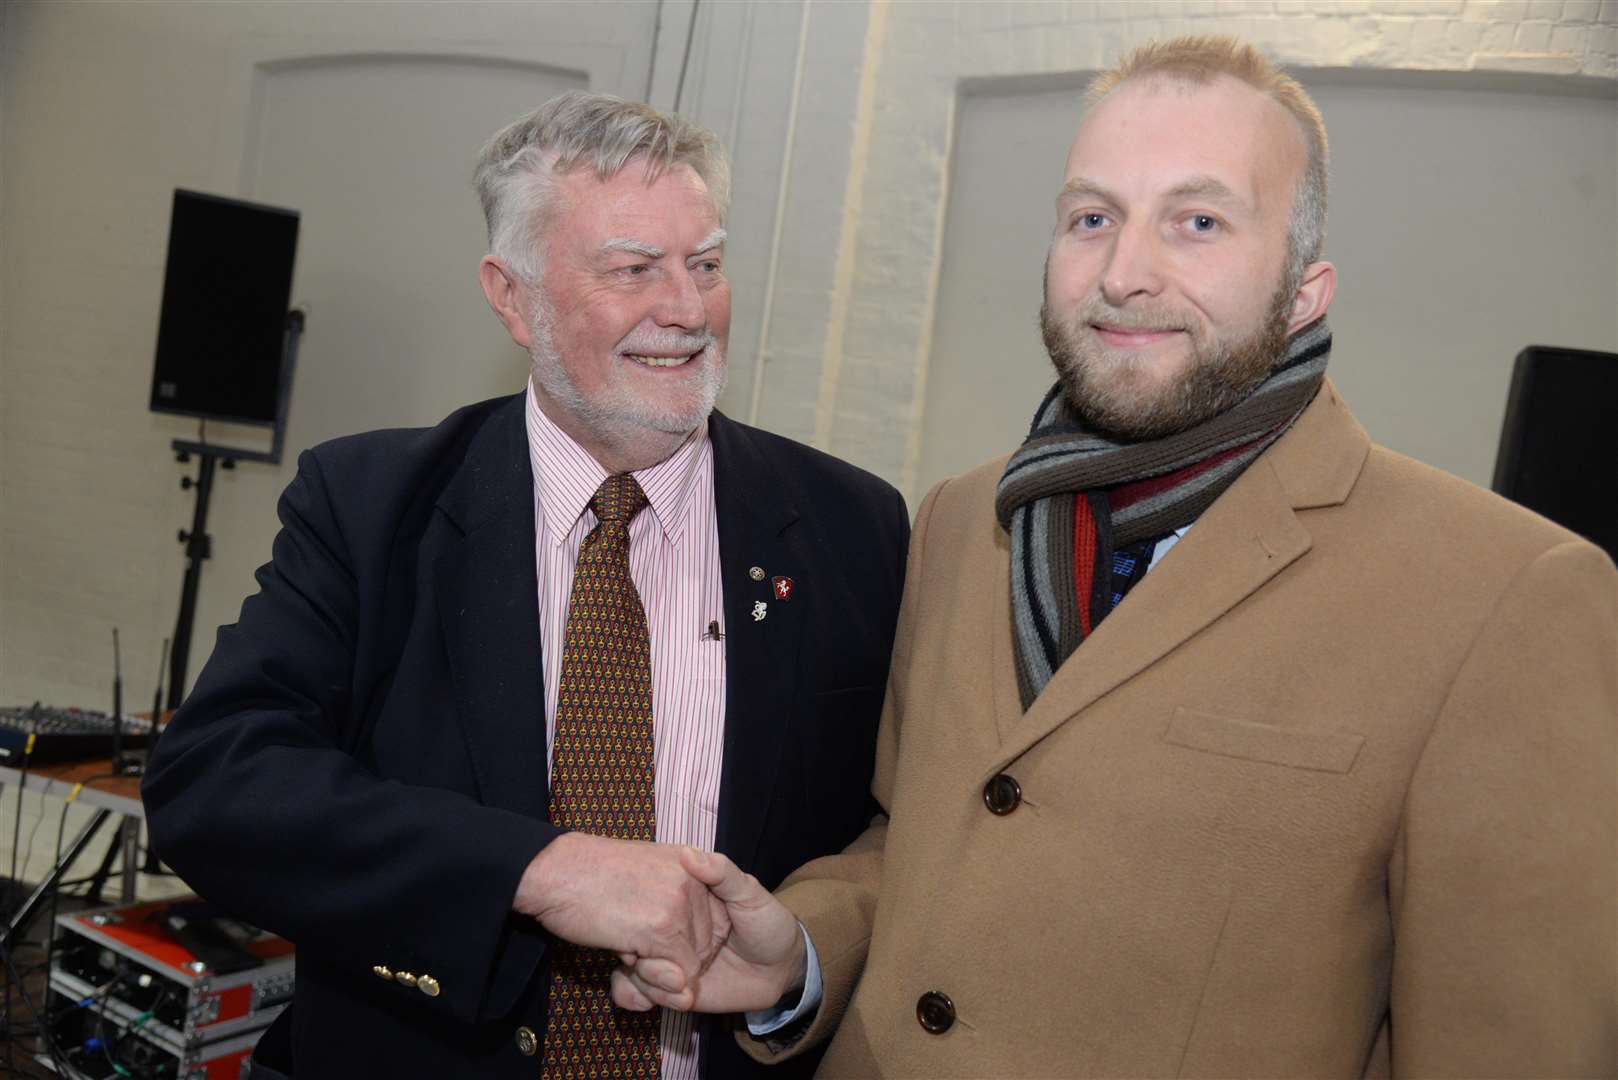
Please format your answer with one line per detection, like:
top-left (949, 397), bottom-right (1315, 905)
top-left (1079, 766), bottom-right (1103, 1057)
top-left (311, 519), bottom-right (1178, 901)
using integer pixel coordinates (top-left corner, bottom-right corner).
top-left (550, 161), bottom-right (722, 242)
top-left (1064, 73), bottom-right (1306, 204)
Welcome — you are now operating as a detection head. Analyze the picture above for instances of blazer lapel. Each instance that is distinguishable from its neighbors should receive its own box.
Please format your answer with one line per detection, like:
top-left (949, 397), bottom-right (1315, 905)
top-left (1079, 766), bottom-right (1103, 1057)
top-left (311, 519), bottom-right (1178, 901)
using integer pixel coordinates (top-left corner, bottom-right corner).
top-left (985, 381), bottom-right (1369, 777)
top-left (434, 395), bottom-right (551, 820)
top-left (707, 412), bottom-right (804, 869)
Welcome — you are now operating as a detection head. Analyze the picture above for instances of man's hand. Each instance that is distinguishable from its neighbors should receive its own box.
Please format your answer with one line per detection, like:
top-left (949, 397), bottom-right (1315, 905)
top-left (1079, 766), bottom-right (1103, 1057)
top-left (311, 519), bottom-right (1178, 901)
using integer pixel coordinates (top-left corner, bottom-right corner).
top-left (611, 847), bottom-right (807, 1014)
top-left (513, 834), bottom-right (730, 984)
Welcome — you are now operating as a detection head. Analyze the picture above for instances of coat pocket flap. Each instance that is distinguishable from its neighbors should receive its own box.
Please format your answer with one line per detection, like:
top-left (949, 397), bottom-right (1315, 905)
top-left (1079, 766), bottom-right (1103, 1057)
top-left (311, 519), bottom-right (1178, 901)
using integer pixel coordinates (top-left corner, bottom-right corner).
top-left (1165, 707), bottom-right (1364, 774)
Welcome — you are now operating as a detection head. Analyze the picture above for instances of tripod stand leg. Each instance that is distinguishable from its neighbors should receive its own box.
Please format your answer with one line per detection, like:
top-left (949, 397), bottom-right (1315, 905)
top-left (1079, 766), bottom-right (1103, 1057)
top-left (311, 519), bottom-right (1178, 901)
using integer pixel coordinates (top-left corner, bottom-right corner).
top-left (1, 809), bottom-right (112, 950)
top-left (118, 817), bottom-right (139, 904)
top-left (83, 821), bottom-right (123, 906)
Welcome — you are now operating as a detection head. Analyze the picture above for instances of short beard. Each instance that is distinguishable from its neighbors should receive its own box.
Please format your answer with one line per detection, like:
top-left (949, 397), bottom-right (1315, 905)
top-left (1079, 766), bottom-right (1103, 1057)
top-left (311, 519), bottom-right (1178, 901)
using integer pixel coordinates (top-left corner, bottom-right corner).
top-left (1041, 272), bottom-right (1296, 441)
top-left (525, 295), bottom-right (727, 444)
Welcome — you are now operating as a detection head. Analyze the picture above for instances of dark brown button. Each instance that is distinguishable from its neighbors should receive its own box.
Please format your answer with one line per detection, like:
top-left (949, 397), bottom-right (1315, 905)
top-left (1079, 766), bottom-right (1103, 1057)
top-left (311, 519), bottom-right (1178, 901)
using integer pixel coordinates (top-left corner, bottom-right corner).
top-left (983, 773), bottom-right (1021, 815)
top-left (916, 990), bottom-right (955, 1034)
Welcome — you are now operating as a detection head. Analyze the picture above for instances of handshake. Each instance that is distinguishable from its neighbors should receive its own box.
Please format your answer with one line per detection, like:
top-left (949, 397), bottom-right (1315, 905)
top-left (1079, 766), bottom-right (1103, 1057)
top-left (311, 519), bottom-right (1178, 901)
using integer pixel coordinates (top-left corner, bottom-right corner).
top-left (511, 832), bottom-right (809, 1015)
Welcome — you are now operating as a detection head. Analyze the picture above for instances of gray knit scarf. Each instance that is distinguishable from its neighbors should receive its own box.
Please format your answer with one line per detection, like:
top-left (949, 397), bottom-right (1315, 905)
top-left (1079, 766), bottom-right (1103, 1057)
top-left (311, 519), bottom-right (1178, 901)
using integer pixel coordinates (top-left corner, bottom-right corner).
top-left (995, 318), bottom-right (1331, 710)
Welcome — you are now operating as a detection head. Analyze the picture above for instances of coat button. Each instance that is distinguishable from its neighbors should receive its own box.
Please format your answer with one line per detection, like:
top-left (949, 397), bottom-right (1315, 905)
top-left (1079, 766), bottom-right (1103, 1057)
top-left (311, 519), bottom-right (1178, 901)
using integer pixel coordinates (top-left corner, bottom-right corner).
top-left (417, 975), bottom-right (441, 998)
top-left (515, 1026), bottom-right (539, 1056)
top-left (982, 774), bottom-right (1021, 815)
top-left (394, 971), bottom-right (418, 988)
top-left (916, 990), bottom-right (955, 1034)
top-left (372, 965), bottom-right (393, 980)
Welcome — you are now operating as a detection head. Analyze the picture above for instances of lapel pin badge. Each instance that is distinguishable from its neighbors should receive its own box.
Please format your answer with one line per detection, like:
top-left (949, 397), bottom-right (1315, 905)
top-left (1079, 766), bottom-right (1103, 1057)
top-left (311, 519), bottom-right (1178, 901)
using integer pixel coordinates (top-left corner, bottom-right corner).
top-left (749, 566), bottom-right (766, 581)
top-left (752, 601), bottom-right (768, 622)
top-left (772, 576), bottom-right (794, 601)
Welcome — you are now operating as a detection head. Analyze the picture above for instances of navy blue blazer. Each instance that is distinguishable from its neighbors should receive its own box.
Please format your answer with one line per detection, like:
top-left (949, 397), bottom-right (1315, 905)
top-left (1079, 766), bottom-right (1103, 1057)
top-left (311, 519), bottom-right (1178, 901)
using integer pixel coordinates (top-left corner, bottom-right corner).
top-left (142, 394), bottom-right (908, 1077)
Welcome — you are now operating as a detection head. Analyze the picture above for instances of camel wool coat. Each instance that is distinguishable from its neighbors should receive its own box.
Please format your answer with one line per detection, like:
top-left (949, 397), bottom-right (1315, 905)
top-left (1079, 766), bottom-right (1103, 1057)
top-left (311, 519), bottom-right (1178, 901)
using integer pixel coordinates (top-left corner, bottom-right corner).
top-left (746, 382), bottom-right (1617, 1078)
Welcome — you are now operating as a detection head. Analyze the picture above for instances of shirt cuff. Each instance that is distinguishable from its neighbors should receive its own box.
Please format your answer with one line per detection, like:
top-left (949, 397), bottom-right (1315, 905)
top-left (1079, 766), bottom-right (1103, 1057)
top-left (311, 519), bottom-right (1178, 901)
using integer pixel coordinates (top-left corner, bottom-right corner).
top-left (743, 923), bottom-right (822, 1035)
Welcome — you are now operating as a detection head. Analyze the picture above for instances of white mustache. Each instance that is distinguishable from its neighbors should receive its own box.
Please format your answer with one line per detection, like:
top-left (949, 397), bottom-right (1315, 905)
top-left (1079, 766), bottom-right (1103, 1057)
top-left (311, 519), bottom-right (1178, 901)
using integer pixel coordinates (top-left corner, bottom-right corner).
top-left (618, 330), bottom-right (715, 356)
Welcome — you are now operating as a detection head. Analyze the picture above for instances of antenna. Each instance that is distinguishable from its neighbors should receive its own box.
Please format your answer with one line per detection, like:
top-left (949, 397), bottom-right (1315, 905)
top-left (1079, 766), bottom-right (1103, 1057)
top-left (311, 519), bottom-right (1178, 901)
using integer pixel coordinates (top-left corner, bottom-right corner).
top-left (150, 637), bottom-right (169, 750)
top-left (143, 637), bottom-right (173, 874)
top-left (111, 628), bottom-right (126, 773)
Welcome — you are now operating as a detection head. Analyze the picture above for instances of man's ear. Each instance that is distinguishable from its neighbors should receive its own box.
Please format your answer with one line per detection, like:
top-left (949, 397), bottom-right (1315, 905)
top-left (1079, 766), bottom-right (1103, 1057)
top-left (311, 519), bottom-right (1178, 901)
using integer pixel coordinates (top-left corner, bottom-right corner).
top-left (1287, 260), bottom-right (1336, 334)
top-left (479, 256), bottom-right (533, 349)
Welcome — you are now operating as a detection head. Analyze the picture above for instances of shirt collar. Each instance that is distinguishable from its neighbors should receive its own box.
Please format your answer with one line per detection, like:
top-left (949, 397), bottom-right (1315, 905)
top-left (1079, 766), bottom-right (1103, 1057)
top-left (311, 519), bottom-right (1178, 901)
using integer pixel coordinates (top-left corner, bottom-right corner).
top-left (524, 379), bottom-right (709, 547)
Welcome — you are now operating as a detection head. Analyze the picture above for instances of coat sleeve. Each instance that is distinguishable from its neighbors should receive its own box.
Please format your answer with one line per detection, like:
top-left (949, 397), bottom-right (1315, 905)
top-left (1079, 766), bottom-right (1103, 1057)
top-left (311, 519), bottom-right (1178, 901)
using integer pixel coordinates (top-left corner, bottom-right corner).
top-left (736, 479), bottom-right (946, 1063)
top-left (141, 448), bottom-right (558, 1026)
top-left (1387, 539), bottom-right (1618, 1077)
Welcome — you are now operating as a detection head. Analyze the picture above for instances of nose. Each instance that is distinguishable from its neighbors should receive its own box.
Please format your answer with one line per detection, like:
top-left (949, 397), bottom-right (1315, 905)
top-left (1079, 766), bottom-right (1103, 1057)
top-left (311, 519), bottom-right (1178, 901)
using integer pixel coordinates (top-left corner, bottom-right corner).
top-left (1100, 221), bottom-right (1164, 307)
top-left (654, 268), bottom-right (706, 330)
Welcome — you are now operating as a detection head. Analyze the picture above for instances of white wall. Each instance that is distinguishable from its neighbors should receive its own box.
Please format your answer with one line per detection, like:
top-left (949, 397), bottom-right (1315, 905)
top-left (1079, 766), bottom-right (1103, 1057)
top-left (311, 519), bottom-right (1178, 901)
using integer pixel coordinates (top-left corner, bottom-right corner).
top-left (918, 72), bottom-right (1618, 496)
top-left (2, 0), bottom-right (1614, 725)
top-left (0, 0), bottom-right (668, 893)
top-left (0, 1), bottom-right (660, 709)
top-left (819, 0), bottom-right (1618, 497)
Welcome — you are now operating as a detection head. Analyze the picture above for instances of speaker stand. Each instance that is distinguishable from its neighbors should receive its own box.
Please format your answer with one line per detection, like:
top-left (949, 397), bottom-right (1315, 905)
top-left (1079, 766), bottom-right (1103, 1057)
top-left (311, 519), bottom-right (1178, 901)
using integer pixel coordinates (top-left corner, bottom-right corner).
top-left (165, 309), bottom-right (305, 714)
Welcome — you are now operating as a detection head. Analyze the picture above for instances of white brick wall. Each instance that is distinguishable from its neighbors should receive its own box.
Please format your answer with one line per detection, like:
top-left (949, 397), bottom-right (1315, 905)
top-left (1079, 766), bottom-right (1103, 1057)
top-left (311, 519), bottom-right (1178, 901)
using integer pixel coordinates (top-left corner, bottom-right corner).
top-left (807, 0), bottom-right (1617, 496)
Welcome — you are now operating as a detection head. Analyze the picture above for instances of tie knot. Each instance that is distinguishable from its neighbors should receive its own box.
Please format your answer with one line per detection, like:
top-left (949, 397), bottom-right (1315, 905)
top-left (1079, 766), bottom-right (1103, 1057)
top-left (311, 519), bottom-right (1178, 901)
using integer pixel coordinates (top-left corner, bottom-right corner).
top-left (589, 473), bottom-right (648, 526)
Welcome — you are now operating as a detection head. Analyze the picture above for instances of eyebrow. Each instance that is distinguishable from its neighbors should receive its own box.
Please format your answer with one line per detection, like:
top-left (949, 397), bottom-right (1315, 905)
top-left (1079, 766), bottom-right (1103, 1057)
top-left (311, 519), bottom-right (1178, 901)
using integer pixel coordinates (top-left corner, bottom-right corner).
top-left (1056, 176), bottom-right (1116, 207)
top-left (601, 238), bottom-right (665, 259)
top-left (599, 227), bottom-right (727, 260)
top-left (1056, 174), bottom-right (1248, 210)
top-left (1163, 175), bottom-right (1246, 207)
top-left (692, 228), bottom-right (727, 255)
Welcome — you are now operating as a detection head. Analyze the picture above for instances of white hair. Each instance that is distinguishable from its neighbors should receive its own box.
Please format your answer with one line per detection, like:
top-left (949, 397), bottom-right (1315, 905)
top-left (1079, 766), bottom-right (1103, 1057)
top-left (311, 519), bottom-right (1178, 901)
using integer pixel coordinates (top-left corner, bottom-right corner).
top-left (473, 90), bottom-right (731, 283)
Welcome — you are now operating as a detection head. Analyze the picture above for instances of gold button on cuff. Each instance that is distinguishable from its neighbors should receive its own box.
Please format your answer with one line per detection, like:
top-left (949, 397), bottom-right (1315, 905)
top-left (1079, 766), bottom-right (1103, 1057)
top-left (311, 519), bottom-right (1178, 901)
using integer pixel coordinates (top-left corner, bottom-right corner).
top-left (394, 971), bottom-right (418, 988)
top-left (372, 965), bottom-right (393, 980)
top-left (515, 1026), bottom-right (539, 1056)
top-left (417, 975), bottom-right (441, 998)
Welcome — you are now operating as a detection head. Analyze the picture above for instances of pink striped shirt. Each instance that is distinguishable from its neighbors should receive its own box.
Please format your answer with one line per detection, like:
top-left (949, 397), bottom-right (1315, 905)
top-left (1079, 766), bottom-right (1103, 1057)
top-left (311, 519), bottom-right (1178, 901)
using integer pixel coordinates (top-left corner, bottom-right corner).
top-left (525, 382), bottom-right (726, 1079)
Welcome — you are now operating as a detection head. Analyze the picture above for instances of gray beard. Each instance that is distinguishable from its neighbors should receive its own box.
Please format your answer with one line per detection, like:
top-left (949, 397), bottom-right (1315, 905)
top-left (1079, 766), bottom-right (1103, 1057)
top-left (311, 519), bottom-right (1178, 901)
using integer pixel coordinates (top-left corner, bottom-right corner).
top-left (526, 304), bottom-right (727, 443)
top-left (1040, 278), bottom-right (1295, 442)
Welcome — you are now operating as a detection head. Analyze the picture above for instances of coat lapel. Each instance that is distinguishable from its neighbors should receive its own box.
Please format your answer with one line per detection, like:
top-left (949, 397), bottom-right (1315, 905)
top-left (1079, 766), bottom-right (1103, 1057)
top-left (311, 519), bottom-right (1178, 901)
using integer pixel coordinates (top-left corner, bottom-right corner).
top-left (985, 381), bottom-right (1369, 777)
top-left (707, 412), bottom-right (804, 869)
top-left (434, 395), bottom-right (551, 820)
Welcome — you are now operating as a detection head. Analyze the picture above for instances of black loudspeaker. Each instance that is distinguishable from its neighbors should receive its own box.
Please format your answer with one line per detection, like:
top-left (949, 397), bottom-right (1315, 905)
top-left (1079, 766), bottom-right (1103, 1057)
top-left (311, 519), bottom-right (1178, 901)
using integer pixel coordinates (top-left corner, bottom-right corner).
top-left (1492, 345), bottom-right (1617, 563)
top-left (149, 189), bottom-right (300, 425)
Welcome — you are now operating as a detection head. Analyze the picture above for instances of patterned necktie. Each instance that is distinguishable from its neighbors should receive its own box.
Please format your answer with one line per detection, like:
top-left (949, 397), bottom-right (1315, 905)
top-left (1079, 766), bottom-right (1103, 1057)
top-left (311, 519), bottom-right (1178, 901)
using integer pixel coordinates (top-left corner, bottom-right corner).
top-left (543, 473), bottom-right (660, 1080)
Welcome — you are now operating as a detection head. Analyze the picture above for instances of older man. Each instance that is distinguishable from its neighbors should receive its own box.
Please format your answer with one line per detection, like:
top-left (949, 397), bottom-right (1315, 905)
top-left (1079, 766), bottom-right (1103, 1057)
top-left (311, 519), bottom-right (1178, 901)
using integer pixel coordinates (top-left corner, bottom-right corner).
top-left (142, 93), bottom-right (908, 1078)
top-left (616, 37), bottom-right (1617, 1077)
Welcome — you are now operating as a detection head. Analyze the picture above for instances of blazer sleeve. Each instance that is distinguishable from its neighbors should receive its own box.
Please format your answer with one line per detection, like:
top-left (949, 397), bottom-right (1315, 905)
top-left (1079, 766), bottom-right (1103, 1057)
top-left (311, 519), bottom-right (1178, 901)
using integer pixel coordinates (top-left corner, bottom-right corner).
top-left (737, 478), bottom-right (946, 1063)
top-left (1387, 540), bottom-right (1618, 1077)
top-left (141, 448), bottom-right (558, 1026)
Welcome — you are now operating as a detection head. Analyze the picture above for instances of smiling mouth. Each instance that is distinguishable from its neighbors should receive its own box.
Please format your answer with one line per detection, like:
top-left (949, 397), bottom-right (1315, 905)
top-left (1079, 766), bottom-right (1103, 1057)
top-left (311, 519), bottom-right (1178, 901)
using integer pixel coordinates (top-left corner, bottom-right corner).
top-left (1090, 324), bottom-right (1185, 346)
top-left (623, 351), bottom-right (700, 368)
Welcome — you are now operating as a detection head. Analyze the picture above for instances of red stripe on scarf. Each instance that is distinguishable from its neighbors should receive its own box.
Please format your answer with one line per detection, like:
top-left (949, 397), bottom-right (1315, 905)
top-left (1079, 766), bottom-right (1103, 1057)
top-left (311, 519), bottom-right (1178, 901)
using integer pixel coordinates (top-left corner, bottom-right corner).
top-left (1073, 495), bottom-right (1096, 637)
top-left (1109, 436), bottom-right (1263, 512)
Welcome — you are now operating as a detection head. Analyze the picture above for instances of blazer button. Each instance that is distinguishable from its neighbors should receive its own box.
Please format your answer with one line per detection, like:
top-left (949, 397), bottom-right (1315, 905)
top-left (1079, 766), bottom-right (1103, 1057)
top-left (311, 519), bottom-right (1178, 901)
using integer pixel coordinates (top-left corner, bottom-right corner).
top-left (394, 971), bottom-right (418, 988)
top-left (982, 773), bottom-right (1021, 815)
top-left (515, 1026), bottom-right (539, 1056)
top-left (916, 990), bottom-right (955, 1034)
top-left (417, 975), bottom-right (441, 998)
top-left (372, 965), bottom-right (393, 980)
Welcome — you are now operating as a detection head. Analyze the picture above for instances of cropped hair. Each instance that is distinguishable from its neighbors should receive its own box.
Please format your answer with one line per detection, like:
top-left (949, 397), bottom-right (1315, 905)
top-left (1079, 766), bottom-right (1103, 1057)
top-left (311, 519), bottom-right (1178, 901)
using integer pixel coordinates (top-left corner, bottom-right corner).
top-left (1088, 36), bottom-right (1328, 283)
top-left (473, 91), bottom-right (731, 282)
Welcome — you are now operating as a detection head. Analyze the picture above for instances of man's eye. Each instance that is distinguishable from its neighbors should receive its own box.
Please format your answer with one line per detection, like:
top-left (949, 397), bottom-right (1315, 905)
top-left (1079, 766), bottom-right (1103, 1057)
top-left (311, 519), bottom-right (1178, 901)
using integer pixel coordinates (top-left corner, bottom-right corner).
top-left (694, 260), bottom-right (721, 273)
top-left (1075, 212), bottom-right (1109, 231)
top-left (624, 264), bottom-right (650, 275)
top-left (1188, 214), bottom-right (1219, 233)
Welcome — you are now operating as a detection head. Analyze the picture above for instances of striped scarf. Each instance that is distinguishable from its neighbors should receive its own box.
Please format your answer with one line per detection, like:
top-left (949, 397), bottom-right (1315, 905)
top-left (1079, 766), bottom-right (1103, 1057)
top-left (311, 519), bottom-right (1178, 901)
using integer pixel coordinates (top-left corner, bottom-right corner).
top-left (995, 318), bottom-right (1331, 710)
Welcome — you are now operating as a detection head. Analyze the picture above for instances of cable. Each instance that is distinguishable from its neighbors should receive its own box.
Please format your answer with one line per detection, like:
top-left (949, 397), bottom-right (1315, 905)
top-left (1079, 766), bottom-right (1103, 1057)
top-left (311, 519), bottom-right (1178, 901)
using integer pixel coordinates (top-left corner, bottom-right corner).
top-left (3, 715), bottom-right (37, 1076)
top-left (40, 787), bottom-right (86, 1004)
top-left (0, 934), bottom-right (69, 1078)
top-left (17, 790), bottom-right (47, 887)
